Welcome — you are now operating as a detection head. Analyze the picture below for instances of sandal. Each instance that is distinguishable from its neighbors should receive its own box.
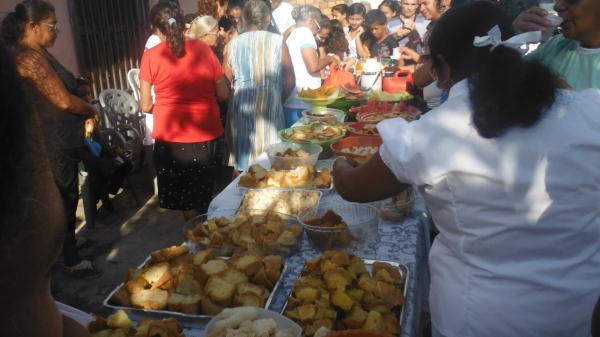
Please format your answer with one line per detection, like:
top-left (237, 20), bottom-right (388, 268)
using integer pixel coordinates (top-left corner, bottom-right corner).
top-left (64, 260), bottom-right (102, 279)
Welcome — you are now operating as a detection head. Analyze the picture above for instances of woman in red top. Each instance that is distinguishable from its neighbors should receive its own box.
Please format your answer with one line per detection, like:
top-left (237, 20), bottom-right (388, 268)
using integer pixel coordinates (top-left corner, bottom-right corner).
top-left (140, 2), bottom-right (229, 220)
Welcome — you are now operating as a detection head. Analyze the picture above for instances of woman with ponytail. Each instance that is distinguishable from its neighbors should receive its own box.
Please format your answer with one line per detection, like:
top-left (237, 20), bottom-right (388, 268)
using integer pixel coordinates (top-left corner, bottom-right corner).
top-left (1, 0), bottom-right (101, 278)
top-left (332, 2), bottom-right (600, 336)
top-left (139, 2), bottom-right (229, 221)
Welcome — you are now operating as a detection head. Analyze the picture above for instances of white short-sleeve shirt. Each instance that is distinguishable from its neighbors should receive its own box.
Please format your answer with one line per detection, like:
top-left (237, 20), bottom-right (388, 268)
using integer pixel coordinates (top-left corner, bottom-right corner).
top-left (284, 26), bottom-right (321, 109)
top-left (379, 79), bottom-right (600, 337)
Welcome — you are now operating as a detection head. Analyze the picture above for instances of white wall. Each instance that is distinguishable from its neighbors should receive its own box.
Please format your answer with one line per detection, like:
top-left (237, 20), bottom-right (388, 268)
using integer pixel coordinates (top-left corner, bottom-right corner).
top-left (0, 0), bottom-right (80, 74)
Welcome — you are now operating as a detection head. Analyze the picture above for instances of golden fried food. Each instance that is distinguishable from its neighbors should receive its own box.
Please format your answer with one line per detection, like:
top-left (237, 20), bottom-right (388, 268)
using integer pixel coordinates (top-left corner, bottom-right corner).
top-left (186, 212), bottom-right (303, 256)
top-left (275, 148), bottom-right (311, 158)
top-left (109, 247), bottom-right (284, 315)
top-left (303, 210), bottom-right (355, 249)
top-left (284, 252), bottom-right (404, 336)
top-left (88, 310), bottom-right (185, 337)
top-left (283, 123), bottom-right (346, 142)
top-left (239, 190), bottom-right (321, 216)
top-left (239, 164), bottom-right (332, 189)
top-left (299, 86), bottom-right (338, 99)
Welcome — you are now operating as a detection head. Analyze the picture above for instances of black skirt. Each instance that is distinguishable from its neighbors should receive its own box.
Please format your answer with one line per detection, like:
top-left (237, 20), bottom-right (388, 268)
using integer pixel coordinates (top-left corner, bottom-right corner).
top-left (154, 140), bottom-right (217, 212)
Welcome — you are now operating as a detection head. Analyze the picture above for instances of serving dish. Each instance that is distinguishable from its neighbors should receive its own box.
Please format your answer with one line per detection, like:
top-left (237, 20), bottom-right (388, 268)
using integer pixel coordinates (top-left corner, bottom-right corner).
top-left (238, 189), bottom-right (322, 217)
top-left (103, 247), bottom-right (287, 320)
top-left (281, 251), bottom-right (409, 336)
top-left (347, 122), bottom-right (380, 137)
top-left (279, 123), bottom-right (347, 159)
top-left (301, 108), bottom-right (346, 124)
top-left (237, 164), bottom-right (333, 191)
top-left (205, 307), bottom-right (302, 337)
top-left (298, 202), bottom-right (378, 251)
top-left (184, 209), bottom-right (303, 257)
top-left (330, 136), bottom-right (382, 164)
top-left (265, 142), bottom-right (322, 170)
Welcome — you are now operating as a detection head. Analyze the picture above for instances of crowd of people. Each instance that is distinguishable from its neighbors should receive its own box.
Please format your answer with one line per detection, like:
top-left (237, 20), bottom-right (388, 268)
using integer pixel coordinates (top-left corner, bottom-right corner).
top-left (1, 0), bottom-right (600, 335)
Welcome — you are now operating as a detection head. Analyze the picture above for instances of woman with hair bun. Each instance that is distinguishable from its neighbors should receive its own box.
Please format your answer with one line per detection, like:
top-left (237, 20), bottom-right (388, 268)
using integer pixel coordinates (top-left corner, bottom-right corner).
top-left (333, 2), bottom-right (600, 336)
top-left (189, 15), bottom-right (220, 47)
top-left (139, 2), bottom-right (229, 221)
top-left (224, 0), bottom-right (294, 172)
top-left (1, 0), bottom-right (100, 278)
top-left (283, 4), bottom-right (339, 126)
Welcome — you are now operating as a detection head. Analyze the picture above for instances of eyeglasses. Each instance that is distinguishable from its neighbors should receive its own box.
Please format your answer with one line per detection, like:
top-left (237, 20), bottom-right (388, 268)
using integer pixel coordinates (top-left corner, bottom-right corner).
top-left (313, 18), bottom-right (321, 32)
top-left (42, 22), bottom-right (59, 32)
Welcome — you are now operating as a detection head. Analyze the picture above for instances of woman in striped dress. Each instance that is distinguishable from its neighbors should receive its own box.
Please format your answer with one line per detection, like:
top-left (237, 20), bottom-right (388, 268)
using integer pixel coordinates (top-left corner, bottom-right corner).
top-left (224, 0), bottom-right (295, 172)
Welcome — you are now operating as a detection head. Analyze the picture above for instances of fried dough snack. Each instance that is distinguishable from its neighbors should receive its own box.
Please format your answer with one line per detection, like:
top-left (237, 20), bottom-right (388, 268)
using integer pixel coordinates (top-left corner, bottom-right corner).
top-left (109, 246), bottom-right (284, 315)
top-left (299, 86), bottom-right (338, 99)
top-left (88, 310), bottom-right (185, 337)
top-left (284, 251), bottom-right (404, 336)
top-left (186, 212), bottom-right (303, 255)
top-left (239, 164), bottom-right (332, 189)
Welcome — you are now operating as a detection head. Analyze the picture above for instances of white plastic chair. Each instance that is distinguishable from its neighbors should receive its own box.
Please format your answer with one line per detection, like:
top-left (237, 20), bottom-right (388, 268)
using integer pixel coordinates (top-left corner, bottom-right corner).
top-left (98, 89), bottom-right (145, 170)
top-left (127, 68), bottom-right (141, 102)
top-left (127, 68), bottom-right (155, 145)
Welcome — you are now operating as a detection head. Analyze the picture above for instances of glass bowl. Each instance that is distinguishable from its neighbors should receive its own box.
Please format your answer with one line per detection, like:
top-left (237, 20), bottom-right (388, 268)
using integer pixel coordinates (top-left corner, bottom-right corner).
top-left (301, 107), bottom-right (346, 124)
top-left (298, 202), bottom-right (378, 251)
top-left (265, 142), bottom-right (322, 170)
top-left (379, 187), bottom-right (415, 222)
top-left (183, 209), bottom-right (304, 256)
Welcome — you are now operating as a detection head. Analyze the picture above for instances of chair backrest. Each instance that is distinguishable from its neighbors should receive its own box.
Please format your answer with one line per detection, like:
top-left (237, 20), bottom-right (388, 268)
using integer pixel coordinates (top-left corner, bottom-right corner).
top-left (127, 68), bottom-right (141, 102)
top-left (98, 89), bottom-right (141, 130)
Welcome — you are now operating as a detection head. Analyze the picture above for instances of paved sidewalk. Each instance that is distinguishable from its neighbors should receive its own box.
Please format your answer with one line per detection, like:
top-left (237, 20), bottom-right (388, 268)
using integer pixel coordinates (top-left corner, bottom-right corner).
top-left (51, 160), bottom-right (232, 316)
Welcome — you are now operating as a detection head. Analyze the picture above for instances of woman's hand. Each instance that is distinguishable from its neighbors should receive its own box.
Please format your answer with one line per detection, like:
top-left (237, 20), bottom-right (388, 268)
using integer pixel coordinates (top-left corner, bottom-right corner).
top-left (513, 7), bottom-right (550, 34)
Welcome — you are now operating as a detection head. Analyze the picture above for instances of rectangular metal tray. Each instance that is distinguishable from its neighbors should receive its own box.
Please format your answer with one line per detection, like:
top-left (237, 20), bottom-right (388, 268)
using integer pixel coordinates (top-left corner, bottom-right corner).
top-left (280, 258), bottom-right (409, 332)
top-left (103, 255), bottom-right (288, 320)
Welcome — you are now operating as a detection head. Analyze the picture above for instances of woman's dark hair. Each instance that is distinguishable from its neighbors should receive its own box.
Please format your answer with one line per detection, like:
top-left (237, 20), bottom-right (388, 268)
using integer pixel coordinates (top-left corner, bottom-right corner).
top-left (324, 25), bottom-right (349, 56)
top-left (1, 0), bottom-right (55, 46)
top-left (332, 4), bottom-right (349, 16)
top-left (243, 0), bottom-right (271, 30)
top-left (197, 0), bottom-right (219, 18)
top-left (429, 1), bottom-right (559, 138)
top-left (348, 3), bottom-right (367, 17)
top-left (379, 0), bottom-right (401, 16)
top-left (150, 2), bottom-right (186, 57)
top-left (329, 19), bottom-right (343, 30)
top-left (219, 16), bottom-right (234, 32)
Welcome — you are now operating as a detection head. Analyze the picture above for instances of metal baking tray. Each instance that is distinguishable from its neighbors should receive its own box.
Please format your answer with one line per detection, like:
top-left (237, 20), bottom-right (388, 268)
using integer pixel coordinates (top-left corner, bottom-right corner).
top-left (103, 254), bottom-right (288, 320)
top-left (237, 189), bottom-right (322, 217)
top-left (280, 258), bottom-right (409, 332)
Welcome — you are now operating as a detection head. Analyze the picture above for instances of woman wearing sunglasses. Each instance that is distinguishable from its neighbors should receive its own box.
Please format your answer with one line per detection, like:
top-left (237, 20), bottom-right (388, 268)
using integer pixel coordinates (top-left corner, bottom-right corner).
top-left (513, 0), bottom-right (600, 90)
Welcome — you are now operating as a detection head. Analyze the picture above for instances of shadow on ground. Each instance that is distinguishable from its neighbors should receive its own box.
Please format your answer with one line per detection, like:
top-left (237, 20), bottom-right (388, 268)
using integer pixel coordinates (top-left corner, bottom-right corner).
top-left (51, 156), bottom-right (233, 316)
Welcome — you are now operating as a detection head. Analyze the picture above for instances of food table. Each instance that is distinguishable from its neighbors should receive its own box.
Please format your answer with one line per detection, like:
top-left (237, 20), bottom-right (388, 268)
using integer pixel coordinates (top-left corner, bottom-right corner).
top-left (178, 154), bottom-right (431, 337)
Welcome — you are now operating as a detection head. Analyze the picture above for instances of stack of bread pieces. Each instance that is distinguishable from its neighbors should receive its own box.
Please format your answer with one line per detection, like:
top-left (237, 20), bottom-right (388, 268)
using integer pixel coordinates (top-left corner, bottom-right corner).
top-left (88, 310), bottom-right (184, 337)
top-left (284, 251), bottom-right (404, 336)
top-left (109, 245), bottom-right (284, 316)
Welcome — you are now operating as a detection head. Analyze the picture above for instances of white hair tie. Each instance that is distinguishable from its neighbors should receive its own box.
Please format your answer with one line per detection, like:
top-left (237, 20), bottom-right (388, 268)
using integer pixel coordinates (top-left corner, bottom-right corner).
top-left (473, 25), bottom-right (541, 55)
top-left (168, 17), bottom-right (177, 26)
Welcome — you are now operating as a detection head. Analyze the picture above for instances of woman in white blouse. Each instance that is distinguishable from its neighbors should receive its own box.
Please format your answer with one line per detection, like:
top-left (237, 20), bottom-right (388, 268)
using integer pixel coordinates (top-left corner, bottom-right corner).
top-left (333, 2), bottom-right (600, 337)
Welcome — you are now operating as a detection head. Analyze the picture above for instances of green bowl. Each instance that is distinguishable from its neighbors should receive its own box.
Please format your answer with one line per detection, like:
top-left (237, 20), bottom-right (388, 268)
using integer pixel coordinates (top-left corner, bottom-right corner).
top-left (297, 92), bottom-right (345, 107)
top-left (278, 126), bottom-right (346, 159)
top-left (329, 97), bottom-right (364, 113)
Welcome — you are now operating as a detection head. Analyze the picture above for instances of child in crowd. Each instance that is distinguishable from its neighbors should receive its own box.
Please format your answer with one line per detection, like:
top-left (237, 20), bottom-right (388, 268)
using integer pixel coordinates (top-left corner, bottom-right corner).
top-left (320, 21), bottom-right (351, 78)
top-left (331, 4), bottom-right (349, 33)
top-left (346, 3), bottom-right (367, 58)
top-left (364, 9), bottom-right (398, 59)
top-left (378, 0), bottom-right (403, 36)
top-left (76, 79), bottom-right (133, 214)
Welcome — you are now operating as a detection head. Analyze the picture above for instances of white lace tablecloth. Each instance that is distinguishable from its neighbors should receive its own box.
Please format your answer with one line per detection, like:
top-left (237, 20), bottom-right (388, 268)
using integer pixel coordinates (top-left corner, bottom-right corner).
top-left (184, 159), bottom-right (431, 337)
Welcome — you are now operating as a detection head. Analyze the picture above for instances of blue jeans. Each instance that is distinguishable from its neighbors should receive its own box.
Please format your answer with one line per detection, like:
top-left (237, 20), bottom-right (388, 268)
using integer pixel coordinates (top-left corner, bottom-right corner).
top-left (284, 107), bottom-right (305, 128)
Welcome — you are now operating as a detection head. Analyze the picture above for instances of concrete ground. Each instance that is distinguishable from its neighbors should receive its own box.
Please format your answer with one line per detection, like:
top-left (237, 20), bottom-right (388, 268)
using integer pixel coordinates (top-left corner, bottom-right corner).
top-left (51, 154), bottom-right (232, 316)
